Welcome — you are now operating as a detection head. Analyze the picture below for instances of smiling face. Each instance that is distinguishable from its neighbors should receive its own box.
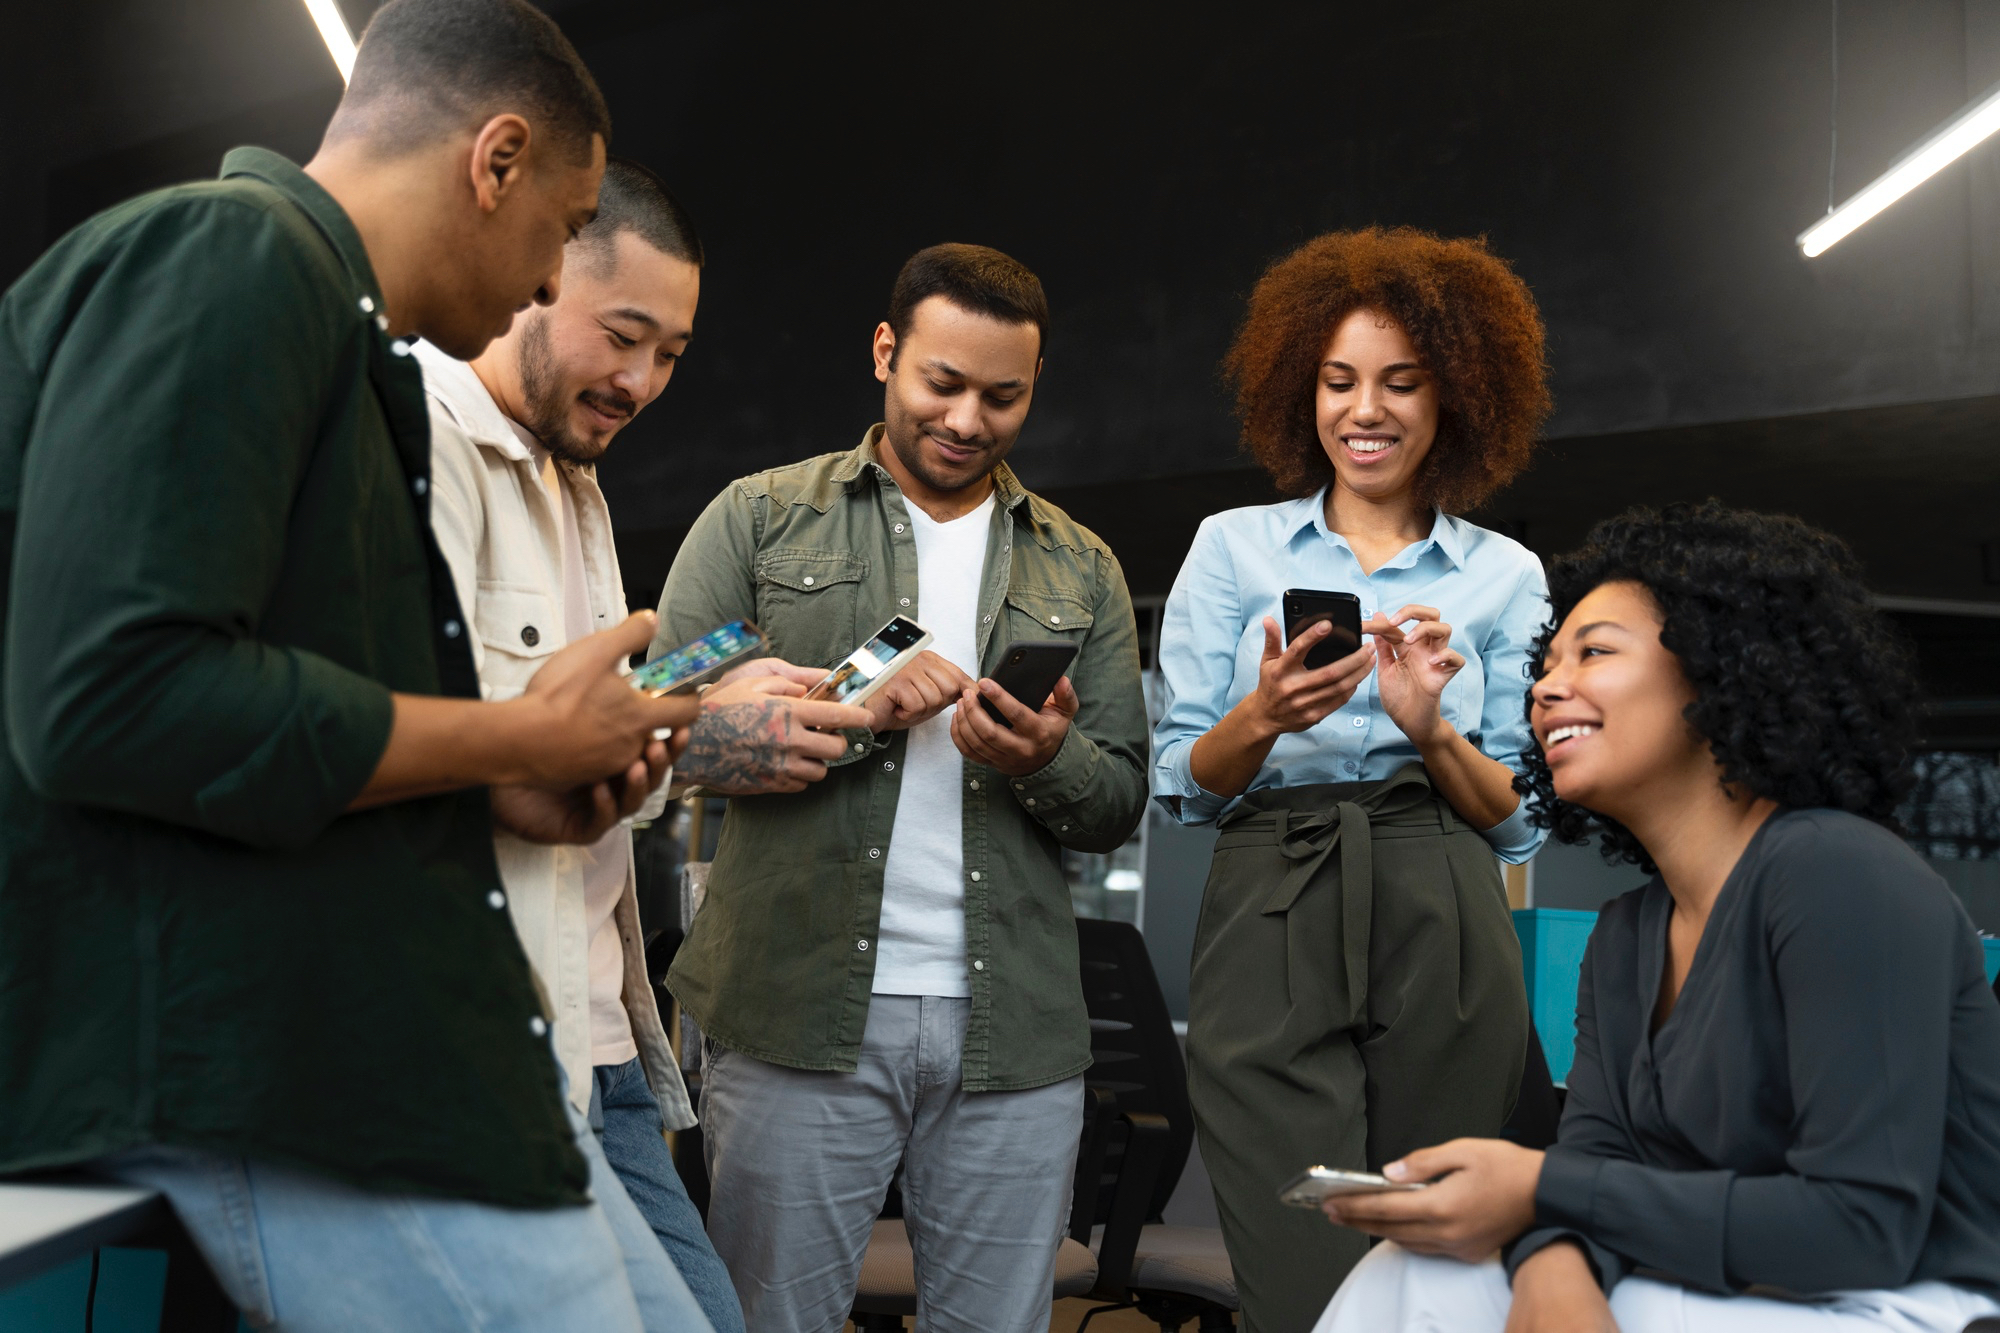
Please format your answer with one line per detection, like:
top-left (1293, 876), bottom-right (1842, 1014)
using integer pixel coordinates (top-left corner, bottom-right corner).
top-left (1315, 307), bottom-right (1439, 505)
top-left (873, 295), bottom-right (1042, 503)
top-left (479, 228), bottom-right (699, 463)
top-left (1530, 580), bottom-right (1707, 825)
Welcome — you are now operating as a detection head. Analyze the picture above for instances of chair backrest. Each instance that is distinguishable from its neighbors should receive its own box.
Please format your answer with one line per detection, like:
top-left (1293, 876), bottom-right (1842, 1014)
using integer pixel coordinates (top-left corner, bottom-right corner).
top-left (1075, 917), bottom-right (1195, 1224)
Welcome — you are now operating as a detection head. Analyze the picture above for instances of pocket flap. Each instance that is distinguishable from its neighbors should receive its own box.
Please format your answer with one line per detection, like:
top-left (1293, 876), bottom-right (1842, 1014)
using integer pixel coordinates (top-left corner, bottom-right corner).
top-left (755, 549), bottom-right (869, 593)
top-left (474, 584), bottom-right (561, 658)
top-left (1004, 584), bottom-right (1094, 632)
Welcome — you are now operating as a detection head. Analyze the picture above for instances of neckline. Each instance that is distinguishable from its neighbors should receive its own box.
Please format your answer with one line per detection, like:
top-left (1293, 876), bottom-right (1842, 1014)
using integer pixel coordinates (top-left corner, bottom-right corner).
top-left (1643, 809), bottom-right (1785, 1046)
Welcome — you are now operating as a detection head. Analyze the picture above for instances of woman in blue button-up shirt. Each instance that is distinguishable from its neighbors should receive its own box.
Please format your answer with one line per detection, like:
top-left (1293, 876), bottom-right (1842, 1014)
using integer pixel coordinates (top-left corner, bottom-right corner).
top-left (1155, 228), bottom-right (1554, 1332)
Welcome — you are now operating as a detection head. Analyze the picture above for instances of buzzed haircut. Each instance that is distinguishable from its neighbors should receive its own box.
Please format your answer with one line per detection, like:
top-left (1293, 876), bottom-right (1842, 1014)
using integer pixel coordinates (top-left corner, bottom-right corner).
top-left (572, 157), bottom-right (704, 275)
top-left (886, 244), bottom-right (1048, 366)
top-left (327, 0), bottom-right (610, 164)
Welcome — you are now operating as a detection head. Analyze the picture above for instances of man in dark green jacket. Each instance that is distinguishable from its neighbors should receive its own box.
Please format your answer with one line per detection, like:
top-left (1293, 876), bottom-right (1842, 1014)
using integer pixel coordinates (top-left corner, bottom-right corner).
top-left (654, 244), bottom-right (1150, 1330)
top-left (0, 2), bottom-right (714, 1328)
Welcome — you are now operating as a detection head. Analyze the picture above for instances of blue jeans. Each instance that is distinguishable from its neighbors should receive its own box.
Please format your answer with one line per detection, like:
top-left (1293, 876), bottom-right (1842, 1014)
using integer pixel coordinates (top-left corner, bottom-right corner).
top-left (96, 1089), bottom-right (712, 1331)
top-left (591, 1059), bottom-right (745, 1333)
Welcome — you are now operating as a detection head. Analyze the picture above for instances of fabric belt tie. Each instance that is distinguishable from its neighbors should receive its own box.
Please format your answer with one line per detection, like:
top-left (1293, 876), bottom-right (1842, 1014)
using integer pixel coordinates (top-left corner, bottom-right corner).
top-left (1219, 764), bottom-right (1451, 1031)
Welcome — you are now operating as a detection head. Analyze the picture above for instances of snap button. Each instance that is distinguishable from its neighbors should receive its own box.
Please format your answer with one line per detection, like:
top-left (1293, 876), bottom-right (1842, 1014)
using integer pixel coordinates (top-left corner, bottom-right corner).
top-left (900, 597), bottom-right (911, 607)
top-left (969, 779), bottom-right (980, 791)
top-left (375, 314), bottom-right (389, 332)
top-left (390, 340), bottom-right (411, 356)
top-left (529, 1016), bottom-right (548, 1037)
top-left (868, 848), bottom-right (882, 859)
top-left (969, 871), bottom-right (981, 882)
top-left (1013, 782), bottom-right (1025, 791)
top-left (802, 575), bottom-right (815, 586)
top-left (1061, 823), bottom-right (1071, 832)
top-left (883, 761), bottom-right (896, 772)
top-left (982, 614), bottom-right (992, 623)
top-left (972, 959), bottom-right (985, 972)
top-left (1025, 798), bottom-right (1037, 807)
top-left (358, 295), bottom-right (375, 314)
top-left (857, 939), bottom-right (870, 951)
top-left (487, 890), bottom-right (505, 909)
top-left (521, 625), bottom-right (540, 647)
top-left (1049, 614), bottom-right (1061, 625)
top-left (894, 523), bottom-right (907, 534)
top-left (412, 477), bottom-right (428, 496)
top-left (443, 620), bottom-right (462, 638)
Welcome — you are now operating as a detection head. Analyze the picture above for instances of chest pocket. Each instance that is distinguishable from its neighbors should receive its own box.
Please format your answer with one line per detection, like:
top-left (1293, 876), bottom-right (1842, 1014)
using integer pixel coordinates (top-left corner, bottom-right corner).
top-left (754, 549), bottom-right (870, 670)
top-left (999, 585), bottom-right (1094, 657)
top-left (474, 583), bottom-right (560, 701)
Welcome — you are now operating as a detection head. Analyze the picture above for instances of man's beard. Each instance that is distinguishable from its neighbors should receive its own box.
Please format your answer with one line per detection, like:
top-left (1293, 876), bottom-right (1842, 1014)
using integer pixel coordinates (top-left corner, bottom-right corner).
top-left (516, 315), bottom-right (631, 464)
top-left (882, 386), bottom-right (1014, 493)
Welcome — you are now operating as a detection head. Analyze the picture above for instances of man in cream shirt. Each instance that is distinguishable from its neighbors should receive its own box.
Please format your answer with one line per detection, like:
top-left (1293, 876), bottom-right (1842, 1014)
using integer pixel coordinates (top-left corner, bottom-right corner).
top-left (421, 158), bottom-right (864, 1333)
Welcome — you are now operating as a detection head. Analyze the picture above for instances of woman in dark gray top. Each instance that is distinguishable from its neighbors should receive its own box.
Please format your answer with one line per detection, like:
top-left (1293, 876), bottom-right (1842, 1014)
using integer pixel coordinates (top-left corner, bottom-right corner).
top-left (1308, 501), bottom-right (2000, 1333)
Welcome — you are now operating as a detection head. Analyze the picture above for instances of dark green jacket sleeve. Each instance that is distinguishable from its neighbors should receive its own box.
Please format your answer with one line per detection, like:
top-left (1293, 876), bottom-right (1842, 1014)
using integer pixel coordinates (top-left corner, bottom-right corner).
top-left (5, 197), bottom-right (393, 849)
top-left (1008, 544), bottom-right (1148, 854)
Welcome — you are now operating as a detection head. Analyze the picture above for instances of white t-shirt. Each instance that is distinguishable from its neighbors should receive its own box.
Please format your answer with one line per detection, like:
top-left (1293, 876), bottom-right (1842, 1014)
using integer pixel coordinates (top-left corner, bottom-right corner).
top-left (872, 492), bottom-right (996, 998)
top-left (521, 430), bottom-right (638, 1068)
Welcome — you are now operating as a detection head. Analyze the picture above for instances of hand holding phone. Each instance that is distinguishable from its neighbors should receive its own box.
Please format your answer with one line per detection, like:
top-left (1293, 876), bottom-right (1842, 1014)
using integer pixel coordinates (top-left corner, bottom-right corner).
top-left (629, 620), bottom-right (766, 697)
top-left (1277, 1167), bottom-right (1429, 1208)
top-left (803, 617), bottom-right (934, 710)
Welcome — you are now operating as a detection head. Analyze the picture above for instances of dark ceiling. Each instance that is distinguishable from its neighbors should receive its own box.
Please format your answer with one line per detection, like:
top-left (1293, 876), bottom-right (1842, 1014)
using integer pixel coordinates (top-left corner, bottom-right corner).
top-left (6, 0), bottom-right (1998, 739)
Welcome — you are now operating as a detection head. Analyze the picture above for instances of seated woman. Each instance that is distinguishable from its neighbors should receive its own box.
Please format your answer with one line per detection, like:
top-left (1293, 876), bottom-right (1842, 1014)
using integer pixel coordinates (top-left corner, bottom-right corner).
top-left (1312, 500), bottom-right (2000, 1333)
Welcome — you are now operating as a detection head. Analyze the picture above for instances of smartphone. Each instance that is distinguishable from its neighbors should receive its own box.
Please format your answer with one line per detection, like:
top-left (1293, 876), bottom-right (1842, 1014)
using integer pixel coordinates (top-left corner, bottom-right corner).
top-left (628, 619), bottom-right (767, 697)
top-left (979, 640), bottom-right (1080, 729)
top-left (1282, 588), bottom-right (1364, 671)
top-left (1277, 1166), bottom-right (1430, 1208)
top-left (803, 616), bottom-right (934, 709)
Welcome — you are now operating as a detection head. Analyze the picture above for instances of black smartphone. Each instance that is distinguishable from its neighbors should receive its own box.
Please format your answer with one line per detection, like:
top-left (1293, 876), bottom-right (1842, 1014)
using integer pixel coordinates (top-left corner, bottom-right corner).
top-left (1282, 589), bottom-right (1363, 670)
top-left (979, 640), bottom-right (1080, 728)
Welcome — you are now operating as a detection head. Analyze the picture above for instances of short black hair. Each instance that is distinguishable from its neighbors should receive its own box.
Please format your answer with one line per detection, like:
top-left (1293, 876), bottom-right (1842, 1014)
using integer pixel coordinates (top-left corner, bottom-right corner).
top-left (886, 243), bottom-right (1048, 366)
top-left (572, 157), bottom-right (703, 274)
top-left (329, 0), bottom-right (610, 164)
top-left (1516, 500), bottom-right (1920, 872)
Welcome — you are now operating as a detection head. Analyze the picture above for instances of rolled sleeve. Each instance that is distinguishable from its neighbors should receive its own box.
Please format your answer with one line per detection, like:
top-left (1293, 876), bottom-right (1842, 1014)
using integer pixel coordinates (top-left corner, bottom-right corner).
top-left (5, 197), bottom-right (394, 848)
top-left (1479, 798), bottom-right (1543, 864)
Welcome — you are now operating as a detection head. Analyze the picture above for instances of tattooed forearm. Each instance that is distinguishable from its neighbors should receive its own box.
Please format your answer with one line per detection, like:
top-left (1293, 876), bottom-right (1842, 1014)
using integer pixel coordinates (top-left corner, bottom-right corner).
top-left (678, 697), bottom-right (798, 792)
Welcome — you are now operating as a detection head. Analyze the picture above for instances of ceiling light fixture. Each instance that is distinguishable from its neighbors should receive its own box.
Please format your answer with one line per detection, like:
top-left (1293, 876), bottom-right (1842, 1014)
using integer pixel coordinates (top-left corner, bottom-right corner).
top-left (303, 0), bottom-right (357, 84)
top-left (1799, 80), bottom-right (2000, 257)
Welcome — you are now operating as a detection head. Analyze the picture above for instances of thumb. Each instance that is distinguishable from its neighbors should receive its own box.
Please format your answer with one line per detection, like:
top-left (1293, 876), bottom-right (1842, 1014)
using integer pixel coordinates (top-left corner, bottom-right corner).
top-left (1050, 676), bottom-right (1080, 716)
top-left (594, 610), bottom-right (659, 666)
top-left (1262, 616), bottom-right (1283, 662)
top-left (1384, 1141), bottom-right (1464, 1184)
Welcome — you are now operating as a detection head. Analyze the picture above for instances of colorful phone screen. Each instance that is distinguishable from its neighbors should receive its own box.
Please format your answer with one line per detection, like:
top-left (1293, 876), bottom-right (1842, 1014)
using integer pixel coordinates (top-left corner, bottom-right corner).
top-left (806, 618), bottom-right (926, 704)
top-left (630, 620), bottom-right (762, 694)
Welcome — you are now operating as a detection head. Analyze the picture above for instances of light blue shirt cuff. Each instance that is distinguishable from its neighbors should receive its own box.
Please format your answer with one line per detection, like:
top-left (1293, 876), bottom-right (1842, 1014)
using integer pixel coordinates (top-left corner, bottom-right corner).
top-left (1154, 739), bottom-right (1228, 826)
top-left (1479, 796), bottom-right (1546, 864)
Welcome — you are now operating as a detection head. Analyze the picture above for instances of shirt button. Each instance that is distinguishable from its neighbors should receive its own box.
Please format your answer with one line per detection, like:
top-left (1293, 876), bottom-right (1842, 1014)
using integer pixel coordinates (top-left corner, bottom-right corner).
top-left (894, 523), bottom-right (907, 534)
top-left (1350, 716), bottom-right (1366, 728)
top-left (969, 779), bottom-right (980, 791)
top-left (412, 477), bottom-right (428, 497)
top-left (857, 939), bottom-right (870, 951)
top-left (969, 871), bottom-right (982, 882)
top-left (357, 295), bottom-right (375, 314)
top-left (487, 890), bottom-right (506, 909)
top-left (390, 339), bottom-right (411, 357)
top-left (883, 760), bottom-right (896, 772)
top-left (972, 959), bottom-right (985, 972)
top-left (1013, 782), bottom-right (1025, 791)
top-left (1049, 614), bottom-right (1062, 625)
top-left (1061, 823), bottom-right (1072, 832)
top-left (1025, 798), bottom-right (1037, 807)
top-left (1346, 761), bottom-right (1360, 774)
top-left (521, 625), bottom-right (540, 647)
top-left (900, 597), bottom-right (911, 607)
top-left (375, 314), bottom-right (390, 332)
top-left (443, 619), bottom-right (462, 639)
top-left (868, 847), bottom-right (882, 859)
top-left (982, 614), bottom-right (993, 624)
top-left (802, 575), bottom-right (815, 587)
top-left (529, 1016), bottom-right (548, 1037)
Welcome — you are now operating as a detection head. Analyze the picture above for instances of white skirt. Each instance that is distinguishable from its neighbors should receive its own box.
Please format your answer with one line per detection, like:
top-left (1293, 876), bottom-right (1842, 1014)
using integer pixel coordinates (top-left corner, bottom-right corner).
top-left (1314, 1241), bottom-right (2000, 1333)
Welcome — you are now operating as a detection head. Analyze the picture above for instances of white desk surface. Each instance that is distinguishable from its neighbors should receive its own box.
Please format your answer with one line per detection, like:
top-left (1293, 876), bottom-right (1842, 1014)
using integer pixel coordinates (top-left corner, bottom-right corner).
top-left (0, 1181), bottom-right (160, 1258)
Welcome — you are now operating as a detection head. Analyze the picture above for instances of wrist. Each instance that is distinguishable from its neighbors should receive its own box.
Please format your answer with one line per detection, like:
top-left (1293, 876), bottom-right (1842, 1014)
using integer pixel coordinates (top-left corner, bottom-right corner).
top-left (1409, 714), bottom-right (1457, 754)
top-left (482, 695), bottom-right (555, 787)
top-left (1231, 693), bottom-right (1284, 744)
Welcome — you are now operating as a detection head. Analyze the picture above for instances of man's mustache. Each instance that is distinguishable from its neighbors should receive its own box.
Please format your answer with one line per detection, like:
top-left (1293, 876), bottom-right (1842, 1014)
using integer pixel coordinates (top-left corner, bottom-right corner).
top-left (579, 388), bottom-right (635, 421)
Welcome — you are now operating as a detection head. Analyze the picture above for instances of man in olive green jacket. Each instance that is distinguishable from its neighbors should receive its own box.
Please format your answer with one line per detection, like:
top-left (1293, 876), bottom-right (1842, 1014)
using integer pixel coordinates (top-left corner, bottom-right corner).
top-left (654, 244), bottom-right (1148, 1330)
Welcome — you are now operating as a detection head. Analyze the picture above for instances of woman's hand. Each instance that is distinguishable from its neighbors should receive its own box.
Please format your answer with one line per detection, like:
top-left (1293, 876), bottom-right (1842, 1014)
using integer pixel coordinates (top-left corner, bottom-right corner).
top-left (1321, 1138), bottom-right (1542, 1263)
top-left (1504, 1242), bottom-right (1619, 1333)
top-left (1244, 616), bottom-right (1375, 737)
top-left (1368, 604), bottom-right (1464, 746)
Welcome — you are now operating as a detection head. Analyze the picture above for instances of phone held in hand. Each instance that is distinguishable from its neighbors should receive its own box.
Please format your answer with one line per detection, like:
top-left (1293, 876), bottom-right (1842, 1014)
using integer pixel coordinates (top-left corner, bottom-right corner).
top-left (1277, 1166), bottom-right (1429, 1208)
top-left (628, 619), bottom-right (767, 697)
top-left (803, 616), bottom-right (934, 709)
top-left (1282, 588), bottom-right (1364, 671)
top-left (979, 640), bottom-right (1080, 729)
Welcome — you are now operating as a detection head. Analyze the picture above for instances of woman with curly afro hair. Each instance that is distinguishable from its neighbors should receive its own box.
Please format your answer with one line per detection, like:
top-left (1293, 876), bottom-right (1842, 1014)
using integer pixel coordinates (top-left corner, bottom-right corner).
top-left (1311, 502), bottom-right (2000, 1333)
top-left (1152, 227), bottom-right (1556, 1328)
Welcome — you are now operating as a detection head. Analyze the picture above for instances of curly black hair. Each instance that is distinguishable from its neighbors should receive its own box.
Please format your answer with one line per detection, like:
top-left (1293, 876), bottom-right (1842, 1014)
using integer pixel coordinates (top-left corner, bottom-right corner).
top-left (1515, 500), bottom-right (1920, 871)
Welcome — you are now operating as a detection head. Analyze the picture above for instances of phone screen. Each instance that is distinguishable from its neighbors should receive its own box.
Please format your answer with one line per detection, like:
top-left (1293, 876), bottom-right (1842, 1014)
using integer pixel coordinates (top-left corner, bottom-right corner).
top-left (806, 617), bottom-right (927, 705)
top-left (630, 620), bottom-right (762, 694)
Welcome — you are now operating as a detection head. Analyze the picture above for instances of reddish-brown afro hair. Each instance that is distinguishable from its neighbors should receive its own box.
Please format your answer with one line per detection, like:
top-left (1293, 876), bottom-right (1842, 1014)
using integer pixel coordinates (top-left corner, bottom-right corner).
top-left (1223, 227), bottom-right (1551, 512)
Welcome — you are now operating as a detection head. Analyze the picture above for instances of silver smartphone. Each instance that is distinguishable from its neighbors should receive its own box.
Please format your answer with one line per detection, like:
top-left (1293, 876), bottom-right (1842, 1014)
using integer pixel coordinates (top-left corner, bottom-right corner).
top-left (628, 619), bottom-right (766, 697)
top-left (802, 616), bottom-right (934, 710)
top-left (1277, 1166), bottom-right (1430, 1208)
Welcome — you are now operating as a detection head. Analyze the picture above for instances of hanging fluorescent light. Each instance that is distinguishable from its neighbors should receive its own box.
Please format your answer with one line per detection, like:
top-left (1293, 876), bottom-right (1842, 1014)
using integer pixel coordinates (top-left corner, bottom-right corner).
top-left (1800, 80), bottom-right (2000, 257)
top-left (303, 0), bottom-right (357, 84)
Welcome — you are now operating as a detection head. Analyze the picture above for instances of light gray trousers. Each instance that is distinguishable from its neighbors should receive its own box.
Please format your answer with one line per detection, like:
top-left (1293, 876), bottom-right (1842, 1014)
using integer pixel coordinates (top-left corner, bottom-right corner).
top-left (700, 995), bottom-right (1084, 1333)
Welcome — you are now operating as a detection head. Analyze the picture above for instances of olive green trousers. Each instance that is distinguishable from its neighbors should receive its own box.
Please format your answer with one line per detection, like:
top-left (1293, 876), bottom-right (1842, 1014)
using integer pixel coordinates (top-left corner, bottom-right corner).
top-left (1185, 766), bottom-right (1528, 1333)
